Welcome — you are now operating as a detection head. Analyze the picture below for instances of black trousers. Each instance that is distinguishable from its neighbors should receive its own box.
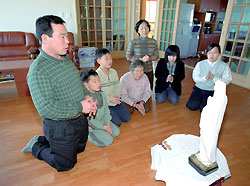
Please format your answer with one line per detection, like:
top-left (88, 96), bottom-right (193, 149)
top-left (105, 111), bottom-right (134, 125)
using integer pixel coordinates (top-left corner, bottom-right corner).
top-left (145, 71), bottom-right (154, 90)
top-left (32, 114), bottom-right (88, 172)
top-left (186, 86), bottom-right (214, 112)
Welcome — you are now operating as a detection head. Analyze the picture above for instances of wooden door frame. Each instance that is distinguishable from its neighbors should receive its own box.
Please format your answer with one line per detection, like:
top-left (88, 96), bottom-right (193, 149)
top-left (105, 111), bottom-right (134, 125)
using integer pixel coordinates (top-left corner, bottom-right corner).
top-left (75, 0), bottom-right (130, 59)
top-left (155, 0), bottom-right (181, 58)
top-left (220, 0), bottom-right (250, 89)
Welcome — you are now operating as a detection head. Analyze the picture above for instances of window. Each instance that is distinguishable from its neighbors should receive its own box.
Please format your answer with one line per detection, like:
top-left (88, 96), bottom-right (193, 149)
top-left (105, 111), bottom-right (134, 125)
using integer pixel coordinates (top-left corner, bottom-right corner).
top-left (79, 0), bottom-right (127, 51)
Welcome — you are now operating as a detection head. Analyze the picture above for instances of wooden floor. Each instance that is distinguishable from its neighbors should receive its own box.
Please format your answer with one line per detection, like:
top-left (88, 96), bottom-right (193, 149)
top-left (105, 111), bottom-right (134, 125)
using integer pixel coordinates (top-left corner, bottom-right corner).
top-left (0, 58), bottom-right (249, 186)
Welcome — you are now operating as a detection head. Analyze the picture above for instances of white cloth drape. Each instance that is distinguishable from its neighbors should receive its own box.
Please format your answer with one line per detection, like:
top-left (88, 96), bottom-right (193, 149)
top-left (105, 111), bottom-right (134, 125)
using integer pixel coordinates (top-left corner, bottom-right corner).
top-left (151, 134), bottom-right (231, 186)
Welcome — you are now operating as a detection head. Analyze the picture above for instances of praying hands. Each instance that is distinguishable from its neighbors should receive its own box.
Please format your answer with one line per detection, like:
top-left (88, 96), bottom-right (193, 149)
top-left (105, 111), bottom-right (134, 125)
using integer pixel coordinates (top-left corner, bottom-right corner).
top-left (206, 71), bottom-right (214, 80)
top-left (81, 96), bottom-right (98, 116)
top-left (167, 74), bottom-right (173, 82)
top-left (134, 102), bottom-right (145, 116)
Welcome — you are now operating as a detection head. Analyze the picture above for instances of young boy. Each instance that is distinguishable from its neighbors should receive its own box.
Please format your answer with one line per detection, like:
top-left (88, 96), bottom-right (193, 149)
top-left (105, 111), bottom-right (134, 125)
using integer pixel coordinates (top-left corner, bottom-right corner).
top-left (96, 48), bottom-right (131, 127)
top-left (80, 69), bottom-right (120, 147)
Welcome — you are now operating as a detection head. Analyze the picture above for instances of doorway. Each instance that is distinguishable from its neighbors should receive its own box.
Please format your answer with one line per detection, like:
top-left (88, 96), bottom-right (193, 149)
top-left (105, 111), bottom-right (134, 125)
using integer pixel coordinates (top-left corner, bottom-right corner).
top-left (141, 0), bottom-right (157, 38)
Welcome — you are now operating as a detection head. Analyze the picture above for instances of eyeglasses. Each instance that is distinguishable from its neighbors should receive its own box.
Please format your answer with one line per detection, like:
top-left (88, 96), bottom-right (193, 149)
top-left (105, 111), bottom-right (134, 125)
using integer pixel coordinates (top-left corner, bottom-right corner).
top-left (207, 51), bottom-right (219, 55)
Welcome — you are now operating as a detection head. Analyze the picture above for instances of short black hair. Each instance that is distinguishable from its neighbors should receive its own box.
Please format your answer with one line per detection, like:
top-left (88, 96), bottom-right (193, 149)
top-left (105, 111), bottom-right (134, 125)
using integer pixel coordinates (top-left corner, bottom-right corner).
top-left (207, 43), bottom-right (221, 53)
top-left (130, 60), bottom-right (144, 72)
top-left (165, 45), bottom-right (181, 63)
top-left (35, 15), bottom-right (65, 42)
top-left (80, 69), bottom-right (98, 83)
top-left (95, 48), bottom-right (110, 60)
top-left (134, 19), bottom-right (151, 35)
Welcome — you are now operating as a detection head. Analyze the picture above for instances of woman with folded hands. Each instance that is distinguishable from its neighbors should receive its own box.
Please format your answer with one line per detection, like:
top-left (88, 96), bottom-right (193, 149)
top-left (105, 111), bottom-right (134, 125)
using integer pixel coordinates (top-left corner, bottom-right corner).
top-left (120, 60), bottom-right (151, 116)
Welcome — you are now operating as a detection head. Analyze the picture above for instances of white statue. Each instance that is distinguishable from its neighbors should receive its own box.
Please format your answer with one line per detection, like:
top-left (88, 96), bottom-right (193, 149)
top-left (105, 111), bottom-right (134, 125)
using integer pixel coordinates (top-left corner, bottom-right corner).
top-left (189, 80), bottom-right (228, 175)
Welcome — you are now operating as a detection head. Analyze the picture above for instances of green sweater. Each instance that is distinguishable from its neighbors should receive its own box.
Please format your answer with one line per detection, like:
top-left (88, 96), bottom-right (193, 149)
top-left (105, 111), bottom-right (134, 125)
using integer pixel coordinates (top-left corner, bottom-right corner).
top-left (27, 50), bottom-right (84, 120)
top-left (82, 88), bottom-right (112, 130)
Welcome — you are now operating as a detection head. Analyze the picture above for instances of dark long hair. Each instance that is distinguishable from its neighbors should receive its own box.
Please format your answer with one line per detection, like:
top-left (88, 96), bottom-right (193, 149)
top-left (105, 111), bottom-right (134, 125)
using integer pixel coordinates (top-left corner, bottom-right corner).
top-left (165, 45), bottom-right (181, 63)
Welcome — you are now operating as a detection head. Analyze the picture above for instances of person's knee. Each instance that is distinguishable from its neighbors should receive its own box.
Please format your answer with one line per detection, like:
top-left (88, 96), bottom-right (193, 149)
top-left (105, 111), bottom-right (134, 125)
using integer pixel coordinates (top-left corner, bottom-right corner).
top-left (169, 98), bottom-right (179, 104)
top-left (128, 108), bottom-right (134, 115)
top-left (54, 155), bottom-right (77, 172)
top-left (111, 127), bottom-right (120, 137)
top-left (102, 135), bottom-right (114, 146)
top-left (123, 102), bottom-right (134, 115)
top-left (186, 94), bottom-right (201, 111)
top-left (90, 130), bottom-right (115, 147)
top-left (186, 102), bottom-right (199, 111)
top-left (111, 118), bottom-right (122, 127)
top-left (155, 96), bottom-right (166, 103)
top-left (120, 108), bottom-right (131, 123)
top-left (199, 105), bottom-right (206, 112)
top-left (56, 162), bottom-right (76, 172)
top-left (145, 105), bottom-right (151, 113)
top-left (113, 131), bottom-right (120, 137)
top-left (156, 98), bottom-right (165, 103)
top-left (114, 122), bottom-right (122, 127)
top-left (145, 108), bottom-right (151, 113)
top-left (38, 146), bottom-right (78, 172)
top-left (122, 114), bottom-right (131, 122)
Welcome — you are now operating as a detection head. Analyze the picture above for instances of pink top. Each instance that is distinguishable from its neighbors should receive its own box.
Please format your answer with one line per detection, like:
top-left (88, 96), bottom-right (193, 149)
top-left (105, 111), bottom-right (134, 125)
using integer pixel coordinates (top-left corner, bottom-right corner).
top-left (120, 71), bottom-right (151, 106)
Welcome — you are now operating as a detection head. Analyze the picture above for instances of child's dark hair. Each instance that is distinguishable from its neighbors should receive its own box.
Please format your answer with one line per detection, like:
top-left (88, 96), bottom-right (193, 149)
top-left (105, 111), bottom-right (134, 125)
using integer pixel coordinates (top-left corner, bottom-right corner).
top-left (207, 43), bottom-right (221, 53)
top-left (134, 19), bottom-right (151, 35)
top-left (165, 45), bottom-right (181, 63)
top-left (80, 69), bottom-right (98, 83)
top-left (95, 48), bottom-right (110, 60)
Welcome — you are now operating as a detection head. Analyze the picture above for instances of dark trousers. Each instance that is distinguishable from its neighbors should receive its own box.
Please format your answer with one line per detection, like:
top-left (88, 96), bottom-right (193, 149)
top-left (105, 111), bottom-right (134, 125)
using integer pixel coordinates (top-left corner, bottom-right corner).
top-left (109, 103), bottom-right (131, 127)
top-left (32, 115), bottom-right (88, 172)
top-left (145, 71), bottom-right (154, 90)
top-left (186, 86), bottom-right (214, 112)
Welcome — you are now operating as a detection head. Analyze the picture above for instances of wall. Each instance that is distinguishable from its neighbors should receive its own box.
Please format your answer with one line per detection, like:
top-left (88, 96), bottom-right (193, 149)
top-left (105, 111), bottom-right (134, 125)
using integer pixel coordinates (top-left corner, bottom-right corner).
top-left (0, 0), bottom-right (78, 43)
